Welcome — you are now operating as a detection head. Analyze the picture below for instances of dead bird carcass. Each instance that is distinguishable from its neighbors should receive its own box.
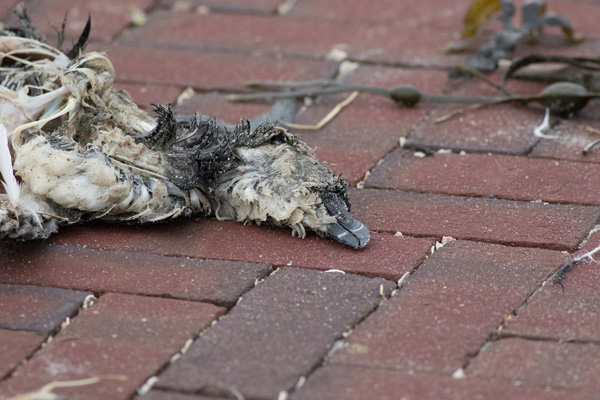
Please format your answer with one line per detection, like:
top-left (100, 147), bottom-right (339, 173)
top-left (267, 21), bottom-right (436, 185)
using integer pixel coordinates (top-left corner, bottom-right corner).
top-left (0, 16), bottom-right (369, 248)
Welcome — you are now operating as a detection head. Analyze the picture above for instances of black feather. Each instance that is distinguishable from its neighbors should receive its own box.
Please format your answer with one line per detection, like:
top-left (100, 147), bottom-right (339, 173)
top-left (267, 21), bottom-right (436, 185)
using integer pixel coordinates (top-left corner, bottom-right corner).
top-left (137, 104), bottom-right (178, 151)
top-left (66, 15), bottom-right (91, 59)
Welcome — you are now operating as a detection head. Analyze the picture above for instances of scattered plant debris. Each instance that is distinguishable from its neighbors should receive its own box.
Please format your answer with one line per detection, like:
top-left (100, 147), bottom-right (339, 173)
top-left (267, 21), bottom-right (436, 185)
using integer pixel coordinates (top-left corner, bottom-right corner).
top-left (7, 375), bottom-right (127, 400)
top-left (229, 79), bottom-right (599, 120)
top-left (443, 0), bottom-right (583, 76)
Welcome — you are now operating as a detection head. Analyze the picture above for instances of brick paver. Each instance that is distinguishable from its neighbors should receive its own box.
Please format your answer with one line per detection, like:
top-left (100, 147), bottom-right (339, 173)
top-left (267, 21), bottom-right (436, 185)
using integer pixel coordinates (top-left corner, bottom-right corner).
top-left (467, 337), bottom-right (600, 392)
top-left (117, 82), bottom-right (184, 111)
top-left (2, 0), bottom-right (600, 398)
top-left (0, 293), bottom-right (224, 400)
top-left (286, 0), bottom-right (473, 29)
top-left (0, 330), bottom-right (44, 380)
top-left (0, 243), bottom-right (271, 306)
top-left (174, 92), bottom-right (273, 125)
top-left (0, 284), bottom-right (90, 333)
top-left (291, 364), bottom-right (595, 400)
top-left (329, 241), bottom-right (566, 374)
top-left (367, 151), bottom-right (600, 206)
top-left (50, 220), bottom-right (434, 280)
top-left (26, 0), bottom-right (157, 42)
top-left (119, 10), bottom-right (466, 66)
top-left (503, 254), bottom-right (600, 342)
top-left (351, 189), bottom-right (600, 250)
top-left (156, 268), bottom-right (394, 398)
top-left (91, 43), bottom-right (338, 90)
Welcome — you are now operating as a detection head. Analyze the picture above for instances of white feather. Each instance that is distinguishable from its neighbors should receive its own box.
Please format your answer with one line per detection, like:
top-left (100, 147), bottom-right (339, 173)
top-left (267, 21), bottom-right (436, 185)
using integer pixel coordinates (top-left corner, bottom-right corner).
top-left (0, 123), bottom-right (20, 207)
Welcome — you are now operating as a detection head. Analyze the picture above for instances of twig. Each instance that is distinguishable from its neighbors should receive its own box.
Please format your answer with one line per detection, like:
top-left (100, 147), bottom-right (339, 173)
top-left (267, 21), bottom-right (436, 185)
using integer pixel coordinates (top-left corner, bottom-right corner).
top-left (246, 79), bottom-right (341, 89)
top-left (282, 91), bottom-right (359, 131)
top-left (582, 138), bottom-right (600, 155)
top-left (454, 64), bottom-right (513, 96)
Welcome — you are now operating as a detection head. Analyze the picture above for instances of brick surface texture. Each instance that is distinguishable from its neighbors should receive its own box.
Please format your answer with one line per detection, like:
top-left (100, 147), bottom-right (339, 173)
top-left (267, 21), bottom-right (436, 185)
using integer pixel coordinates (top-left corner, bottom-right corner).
top-left (467, 337), bottom-right (600, 391)
top-left (157, 268), bottom-right (395, 398)
top-left (328, 241), bottom-right (566, 374)
top-left (0, 293), bottom-right (224, 400)
top-left (0, 330), bottom-right (44, 380)
top-left (0, 243), bottom-right (272, 306)
top-left (2, 0), bottom-right (600, 398)
top-left (0, 284), bottom-right (90, 333)
top-left (292, 364), bottom-right (595, 400)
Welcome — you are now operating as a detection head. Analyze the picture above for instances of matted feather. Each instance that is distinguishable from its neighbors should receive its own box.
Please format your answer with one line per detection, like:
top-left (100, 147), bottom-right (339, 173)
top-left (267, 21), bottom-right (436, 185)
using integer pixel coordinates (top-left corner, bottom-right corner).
top-left (0, 123), bottom-right (20, 206)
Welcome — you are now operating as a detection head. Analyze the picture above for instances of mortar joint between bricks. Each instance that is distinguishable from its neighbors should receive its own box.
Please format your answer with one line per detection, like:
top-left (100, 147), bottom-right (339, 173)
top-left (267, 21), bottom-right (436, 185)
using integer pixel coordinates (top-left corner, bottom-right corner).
top-left (0, 292), bottom-right (95, 382)
top-left (456, 250), bottom-right (573, 374)
top-left (284, 277), bottom-right (400, 398)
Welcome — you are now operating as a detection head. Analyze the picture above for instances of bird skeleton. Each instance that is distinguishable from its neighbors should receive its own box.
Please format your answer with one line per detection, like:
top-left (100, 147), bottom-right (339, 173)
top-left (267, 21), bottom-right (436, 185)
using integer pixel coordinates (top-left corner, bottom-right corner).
top-left (0, 14), bottom-right (369, 248)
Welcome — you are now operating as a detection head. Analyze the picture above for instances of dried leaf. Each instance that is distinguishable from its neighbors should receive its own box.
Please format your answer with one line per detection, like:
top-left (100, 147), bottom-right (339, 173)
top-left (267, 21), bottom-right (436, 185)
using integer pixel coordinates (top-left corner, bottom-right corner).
top-left (461, 0), bottom-right (502, 38)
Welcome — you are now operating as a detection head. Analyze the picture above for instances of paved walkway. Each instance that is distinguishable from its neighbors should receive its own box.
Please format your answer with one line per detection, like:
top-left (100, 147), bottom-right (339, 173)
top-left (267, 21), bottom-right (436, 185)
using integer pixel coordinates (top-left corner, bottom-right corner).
top-left (2, 0), bottom-right (600, 399)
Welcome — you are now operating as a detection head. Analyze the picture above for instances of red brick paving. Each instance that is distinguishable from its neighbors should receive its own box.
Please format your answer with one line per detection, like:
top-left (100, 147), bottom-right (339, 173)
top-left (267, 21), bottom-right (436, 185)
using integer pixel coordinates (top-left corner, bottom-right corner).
top-left (116, 82), bottom-right (184, 112)
top-left (156, 268), bottom-right (395, 398)
top-left (119, 10), bottom-right (466, 66)
top-left (2, 0), bottom-right (600, 398)
top-left (351, 189), bottom-right (600, 250)
top-left (49, 220), bottom-right (434, 280)
top-left (25, 0), bottom-right (158, 42)
top-left (503, 254), bottom-right (600, 342)
top-left (0, 293), bottom-right (224, 400)
top-left (291, 364), bottom-right (596, 400)
top-left (530, 101), bottom-right (600, 163)
top-left (286, 0), bottom-right (473, 29)
top-left (467, 337), bottom-right (600, 391)
top-left (0, 284), bottom-right (90, 333)
top-left (406, 104), bottom-right (544, 154)
top-left (0, 243), bottom-right (272, 306)
top-left (89, 43), bottom-right (339, 90)
top-left (328, 241), bottom-right (566, 374)
top-left (173, 92), bottom-right (273, 125)
top-left (0, 330), bottom-right (44, 380)
top-left (367, 150), bottom-right (600, 205)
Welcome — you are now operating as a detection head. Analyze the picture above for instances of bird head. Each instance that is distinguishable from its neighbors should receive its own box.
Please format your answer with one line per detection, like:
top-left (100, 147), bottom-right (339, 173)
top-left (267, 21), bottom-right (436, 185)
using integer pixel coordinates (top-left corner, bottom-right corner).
top-left (318, 179), bottom-right (370, 249)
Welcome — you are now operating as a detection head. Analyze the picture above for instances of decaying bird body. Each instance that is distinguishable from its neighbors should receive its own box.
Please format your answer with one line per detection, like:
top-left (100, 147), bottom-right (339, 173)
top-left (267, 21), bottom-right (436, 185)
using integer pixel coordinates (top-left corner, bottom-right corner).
top-left (0, 14), bottom-right (369, 248)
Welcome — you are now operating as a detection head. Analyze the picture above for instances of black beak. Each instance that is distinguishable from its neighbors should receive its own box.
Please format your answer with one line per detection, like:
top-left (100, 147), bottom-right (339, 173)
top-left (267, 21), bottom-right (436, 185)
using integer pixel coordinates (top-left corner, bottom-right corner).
top-left (323, 196), bottom-right (370, 249)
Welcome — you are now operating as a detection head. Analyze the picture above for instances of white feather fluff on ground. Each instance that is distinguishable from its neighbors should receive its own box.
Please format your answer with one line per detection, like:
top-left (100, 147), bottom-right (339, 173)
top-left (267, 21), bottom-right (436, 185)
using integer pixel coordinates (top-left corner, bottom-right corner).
top-left (0, 16), bottom-right (369, 248)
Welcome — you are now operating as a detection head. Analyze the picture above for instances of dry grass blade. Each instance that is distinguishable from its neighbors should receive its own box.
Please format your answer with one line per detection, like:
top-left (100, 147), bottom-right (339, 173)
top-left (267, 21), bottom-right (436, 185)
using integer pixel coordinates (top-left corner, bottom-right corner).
top-left (7, 375), bottom-right (128, 400)
top-left (454, 64), bottom-right (513, 95)
top-left (434, 103), bottom-right (487, 123)
top-left (282, 91), bottom-right (359, 131)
